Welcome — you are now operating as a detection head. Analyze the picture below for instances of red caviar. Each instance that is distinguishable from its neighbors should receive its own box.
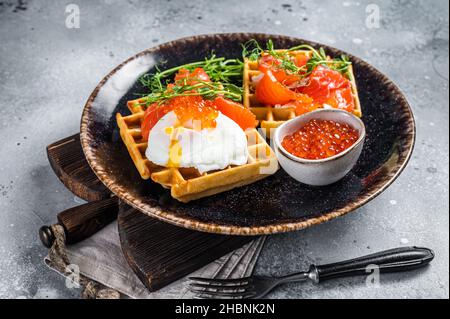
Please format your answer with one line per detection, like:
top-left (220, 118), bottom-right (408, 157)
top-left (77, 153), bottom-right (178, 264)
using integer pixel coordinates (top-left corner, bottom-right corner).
top-left (141, 95), bottom-right (257, 141)
top-left (141, 96), bottom-right (218, 140)
top-left (140, 67), bottom-right (257, 141)
top-left (171, 95), bottom-right (218, 129)
top-left (281, 119), bottom-right (359, 160)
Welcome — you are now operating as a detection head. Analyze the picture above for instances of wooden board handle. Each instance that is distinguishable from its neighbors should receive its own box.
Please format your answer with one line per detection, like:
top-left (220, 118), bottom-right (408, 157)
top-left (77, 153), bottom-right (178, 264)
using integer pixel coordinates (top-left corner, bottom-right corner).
top-left (39, 197), bottom-right (119, 247)
top-left (47, 134), bottom-right (110, 202)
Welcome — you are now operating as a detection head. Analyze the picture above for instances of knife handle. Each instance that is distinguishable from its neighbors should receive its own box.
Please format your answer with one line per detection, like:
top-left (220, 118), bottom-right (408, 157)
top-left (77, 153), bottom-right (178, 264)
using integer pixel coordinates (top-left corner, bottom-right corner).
top-left (39, 197), bottom-right (119, 248)
top-left (311, 246), bottom-right (434, 282)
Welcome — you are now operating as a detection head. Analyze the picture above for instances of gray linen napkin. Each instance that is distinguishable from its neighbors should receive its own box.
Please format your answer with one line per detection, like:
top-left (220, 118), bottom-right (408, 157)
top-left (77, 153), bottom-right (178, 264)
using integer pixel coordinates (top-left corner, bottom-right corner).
top-left (45, 221), bottom-right (265, 299)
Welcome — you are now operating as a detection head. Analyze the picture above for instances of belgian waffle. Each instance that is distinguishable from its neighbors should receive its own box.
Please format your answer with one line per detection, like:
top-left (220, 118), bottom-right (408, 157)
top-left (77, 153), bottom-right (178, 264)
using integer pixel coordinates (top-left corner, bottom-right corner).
top-left (117, 98), bottom-right (278, 203)
top-left (243, 50), bottom-right (362, 138)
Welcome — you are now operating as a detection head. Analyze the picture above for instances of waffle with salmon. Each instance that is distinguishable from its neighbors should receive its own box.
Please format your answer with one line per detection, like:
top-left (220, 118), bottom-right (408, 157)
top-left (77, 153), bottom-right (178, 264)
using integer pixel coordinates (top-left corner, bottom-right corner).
top-left (243, 50), bottom-right (361, 138)
top-left (116, 98), bottom-right (278, 203)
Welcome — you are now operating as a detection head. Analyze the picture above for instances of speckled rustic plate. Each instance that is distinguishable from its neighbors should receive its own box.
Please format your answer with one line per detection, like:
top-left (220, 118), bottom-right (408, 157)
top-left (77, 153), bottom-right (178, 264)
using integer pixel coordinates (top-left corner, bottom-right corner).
top-left (80, 33), bottom-right (415, 235)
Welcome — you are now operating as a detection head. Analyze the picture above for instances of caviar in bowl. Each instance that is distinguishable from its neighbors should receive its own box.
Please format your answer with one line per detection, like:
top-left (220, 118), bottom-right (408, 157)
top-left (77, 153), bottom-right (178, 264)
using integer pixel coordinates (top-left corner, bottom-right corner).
top-left (273, 109), bottom-right (366, 186)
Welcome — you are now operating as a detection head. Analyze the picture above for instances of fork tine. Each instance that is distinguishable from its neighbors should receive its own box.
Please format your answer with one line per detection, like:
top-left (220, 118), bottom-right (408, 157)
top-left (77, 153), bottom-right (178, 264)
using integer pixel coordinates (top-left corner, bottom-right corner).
top-left (190, 282), bottom-right (253, 292)
top-left (188, 287), bottom-right (255, 299)
top-left (188, 276), bottom-right (251, 286)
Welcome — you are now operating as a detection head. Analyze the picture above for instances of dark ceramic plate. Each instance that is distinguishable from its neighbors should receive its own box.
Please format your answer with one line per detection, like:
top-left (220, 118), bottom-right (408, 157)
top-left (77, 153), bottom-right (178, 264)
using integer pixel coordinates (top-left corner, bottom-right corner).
top-left (80, 33), bottom-right (415, 235)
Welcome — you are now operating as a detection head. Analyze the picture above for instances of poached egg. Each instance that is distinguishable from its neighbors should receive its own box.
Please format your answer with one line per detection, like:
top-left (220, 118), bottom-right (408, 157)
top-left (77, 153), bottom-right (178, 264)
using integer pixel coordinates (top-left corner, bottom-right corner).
top-left (145, 111), bottom-right (248, 174)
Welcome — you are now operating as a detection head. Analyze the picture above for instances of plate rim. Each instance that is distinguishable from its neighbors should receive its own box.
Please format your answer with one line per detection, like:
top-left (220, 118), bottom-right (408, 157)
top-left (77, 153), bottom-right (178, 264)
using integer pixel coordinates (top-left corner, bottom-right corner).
top-left (80, 32), bottom-right (416, 235)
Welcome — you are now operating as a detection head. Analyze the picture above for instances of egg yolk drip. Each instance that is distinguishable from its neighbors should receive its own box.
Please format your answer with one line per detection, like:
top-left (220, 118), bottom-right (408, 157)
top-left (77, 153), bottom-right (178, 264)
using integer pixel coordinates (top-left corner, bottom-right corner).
top-left (145, 111), bottom-right (249, 173)
top-left (142, 67), bottom-right (254, 171)
top-left (159, 96), bottom-right (219, 168)
top-left (163, 127), bottom-right (183, 168)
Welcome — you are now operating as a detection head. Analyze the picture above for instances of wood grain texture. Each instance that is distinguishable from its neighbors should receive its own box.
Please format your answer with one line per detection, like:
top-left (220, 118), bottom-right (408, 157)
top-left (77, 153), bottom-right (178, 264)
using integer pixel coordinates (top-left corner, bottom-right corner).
top-left (46, 133), bottom-right (253, 291)
top-left (47, 133), bottom-right (110, 202)
top-left (57, 197), bottom-right (119, 244)
top-left (118, 203), bottom-right (255, 291)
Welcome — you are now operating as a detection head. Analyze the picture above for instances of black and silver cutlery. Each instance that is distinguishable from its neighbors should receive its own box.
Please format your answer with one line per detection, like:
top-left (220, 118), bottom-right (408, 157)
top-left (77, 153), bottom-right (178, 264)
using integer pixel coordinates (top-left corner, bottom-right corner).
top-left (189, 246), bottom-right (434, 299)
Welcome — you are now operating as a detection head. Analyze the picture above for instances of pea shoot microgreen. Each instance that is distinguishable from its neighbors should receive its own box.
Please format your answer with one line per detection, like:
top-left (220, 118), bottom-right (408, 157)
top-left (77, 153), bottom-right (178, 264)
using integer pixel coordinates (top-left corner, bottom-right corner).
top-left (138, 39), bottom-right (352, 108)
top-left (139, 55), bottom-right (244, 106)
top-left (242, 39), bottom-right (352, 77)
top-left (143, 81), bottom-right (243, 106)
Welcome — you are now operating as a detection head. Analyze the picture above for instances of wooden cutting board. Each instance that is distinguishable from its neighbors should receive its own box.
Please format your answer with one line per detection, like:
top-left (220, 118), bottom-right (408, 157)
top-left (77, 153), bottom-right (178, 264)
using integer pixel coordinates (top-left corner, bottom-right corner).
top-left (46, 133), bottom-right (254, 291)
top-left (118, 204), bottom-right (251, 291)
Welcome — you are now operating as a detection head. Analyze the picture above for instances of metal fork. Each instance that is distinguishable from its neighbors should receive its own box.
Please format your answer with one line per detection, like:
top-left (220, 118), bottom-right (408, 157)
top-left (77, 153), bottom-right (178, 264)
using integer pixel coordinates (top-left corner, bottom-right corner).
top-left (189, 246), bottom-right (434, 299)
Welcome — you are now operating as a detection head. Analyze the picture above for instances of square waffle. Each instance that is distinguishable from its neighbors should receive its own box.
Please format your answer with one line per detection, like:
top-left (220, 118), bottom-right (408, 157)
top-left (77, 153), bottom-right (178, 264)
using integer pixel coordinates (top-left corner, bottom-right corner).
top-left (116, 98), bottom-right (279, 203)
top-left (243, 50), bottom-right (362, 138)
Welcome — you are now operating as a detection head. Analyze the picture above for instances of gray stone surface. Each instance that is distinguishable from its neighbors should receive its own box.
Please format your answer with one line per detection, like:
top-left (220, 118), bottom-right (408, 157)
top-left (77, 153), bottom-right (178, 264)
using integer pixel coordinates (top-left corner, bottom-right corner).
top-left (0, 0), bottom-right (448, 299)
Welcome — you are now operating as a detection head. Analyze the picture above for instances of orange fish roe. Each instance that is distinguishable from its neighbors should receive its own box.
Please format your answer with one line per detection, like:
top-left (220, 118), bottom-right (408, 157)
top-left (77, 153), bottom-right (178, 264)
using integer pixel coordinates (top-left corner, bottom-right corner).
top-left (171, 95), bottom-right (218, 129)
top-left (282, 119), bottom-right (359, 160)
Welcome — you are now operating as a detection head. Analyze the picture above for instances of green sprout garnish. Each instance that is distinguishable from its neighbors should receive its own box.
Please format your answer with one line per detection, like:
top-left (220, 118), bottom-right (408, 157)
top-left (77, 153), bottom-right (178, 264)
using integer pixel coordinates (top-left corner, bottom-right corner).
top-left (142, 81), bottom-right (243, 106)
top-left (139, 55), bottom-right (244, 106)
top-left (242, 39), bottom-right (352, 77)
